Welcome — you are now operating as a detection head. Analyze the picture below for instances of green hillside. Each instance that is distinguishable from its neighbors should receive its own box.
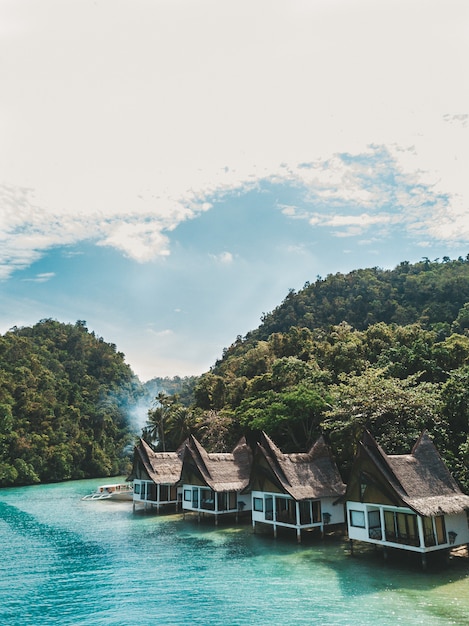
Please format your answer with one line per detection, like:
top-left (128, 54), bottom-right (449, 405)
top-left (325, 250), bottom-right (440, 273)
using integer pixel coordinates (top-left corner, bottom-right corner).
top-left (0, 319), bottom-right (144, 486)
top-left (250, 256), bottom-right (469, 340)
top-left (148, 257), bottom-right (469, 490)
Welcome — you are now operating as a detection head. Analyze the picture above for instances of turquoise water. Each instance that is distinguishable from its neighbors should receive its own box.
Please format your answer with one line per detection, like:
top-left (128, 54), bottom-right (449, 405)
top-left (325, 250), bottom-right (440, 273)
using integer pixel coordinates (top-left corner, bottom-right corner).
top-left (1, 480), bottom-right (469, 625)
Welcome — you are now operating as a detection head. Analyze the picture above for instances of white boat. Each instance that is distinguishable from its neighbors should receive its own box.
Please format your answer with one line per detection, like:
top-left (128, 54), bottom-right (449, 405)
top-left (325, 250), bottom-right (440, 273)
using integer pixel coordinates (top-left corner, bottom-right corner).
top-left (81, 482), bottom-right (134, 501)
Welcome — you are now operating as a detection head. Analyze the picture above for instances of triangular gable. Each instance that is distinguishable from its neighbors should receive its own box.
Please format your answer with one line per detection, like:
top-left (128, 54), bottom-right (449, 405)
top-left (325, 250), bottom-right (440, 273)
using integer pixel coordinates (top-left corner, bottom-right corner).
top-left (258, 432), bottom-right (292, 488)
top-left (185, 435), bottom-right (212, 481)
top-left (346, 437), bottom-right (407, 508)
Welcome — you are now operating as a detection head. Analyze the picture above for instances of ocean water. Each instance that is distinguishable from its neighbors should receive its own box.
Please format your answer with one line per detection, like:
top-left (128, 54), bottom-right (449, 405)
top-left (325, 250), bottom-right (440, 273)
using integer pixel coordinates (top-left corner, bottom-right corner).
top-left (1, 479), bottom-right (469, 625)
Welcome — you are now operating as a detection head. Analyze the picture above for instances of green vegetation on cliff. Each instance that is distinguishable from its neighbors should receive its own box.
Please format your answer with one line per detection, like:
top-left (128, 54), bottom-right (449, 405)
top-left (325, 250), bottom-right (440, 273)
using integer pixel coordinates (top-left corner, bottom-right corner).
top-left (0, 319), bottom-right (143, 486)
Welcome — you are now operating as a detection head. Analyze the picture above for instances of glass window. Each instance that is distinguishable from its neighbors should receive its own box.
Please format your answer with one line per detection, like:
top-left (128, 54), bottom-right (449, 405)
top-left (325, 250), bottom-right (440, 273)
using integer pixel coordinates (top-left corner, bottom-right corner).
top-left (368, 510), bottom-right (380, 528)
top-left (134, 483), bottom-right (141, 495)
top-left (184, 489), bottom-right (192, 502)
top-left (385, 511), bottom-right (419, 546)
top-left (435, 516), bottom-right (447, 545)
top-left (299, 501), bottom-right (312, 525)
top-left (350, 510), bottom-right (365, 528)
top-left (276, 497), bottom-right (296, 524)
top-left (148, 483), bottom-right (157, 501)
top-left (312, 500), bottom-right (322, 524)
top-left (384, 510), bottom-right (396, 540)
top-left (201, 488), bottom-right (214, 510)
top-left (253, 497), bottom-right (263, 512)
top-left (265, 496), bottom-right (273, 521)
top-left (229, 492), bottom-right (237, 510)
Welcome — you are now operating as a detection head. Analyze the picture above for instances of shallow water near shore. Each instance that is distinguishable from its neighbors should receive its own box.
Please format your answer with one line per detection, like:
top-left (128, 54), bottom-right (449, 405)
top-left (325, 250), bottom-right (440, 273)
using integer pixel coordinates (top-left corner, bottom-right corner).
top-left (1, 479), bottom-right (469, 625)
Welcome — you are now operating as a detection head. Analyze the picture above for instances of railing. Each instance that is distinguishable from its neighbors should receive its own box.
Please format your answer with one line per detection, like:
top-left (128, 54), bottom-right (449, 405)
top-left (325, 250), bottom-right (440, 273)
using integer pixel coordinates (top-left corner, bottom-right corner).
top-left (385, 531), bottom-right (420, 547)
top-left (368, 527), bottom-right (382, 540)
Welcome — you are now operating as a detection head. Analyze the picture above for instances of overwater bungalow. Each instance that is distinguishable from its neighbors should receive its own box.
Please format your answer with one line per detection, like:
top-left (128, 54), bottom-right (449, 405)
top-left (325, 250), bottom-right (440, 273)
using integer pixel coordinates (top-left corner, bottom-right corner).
top-left (180, 435), bottom-right (252, 524)
top-left (130, 438), bottom-right (185, 512)
top-left (247, 432), bottom-right (346, 542)
top-left (345, 430), bottom-right (469, 567)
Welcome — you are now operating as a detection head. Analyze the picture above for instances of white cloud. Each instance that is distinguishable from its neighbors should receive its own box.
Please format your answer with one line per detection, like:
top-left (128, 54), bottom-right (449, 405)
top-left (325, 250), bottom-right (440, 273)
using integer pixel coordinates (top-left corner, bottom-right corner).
top-left (22, 272), bottom-right (55, 283)
top-left (148, 329), bottom-right (174, 338)
top-left (0, 182), bottom-right (213, 276)
top-left (443, 113), bottom-right (468, 127)
top-left (97, 221), bottom-right (170, 262)
top-left (309, 213), bottom-right (392, 237)
top-left (210, 251), bottom-right (234, 265)
top-left (0, 0), bottom-right (467, 278)
top-left (279, 205), bottom-right (298, 217)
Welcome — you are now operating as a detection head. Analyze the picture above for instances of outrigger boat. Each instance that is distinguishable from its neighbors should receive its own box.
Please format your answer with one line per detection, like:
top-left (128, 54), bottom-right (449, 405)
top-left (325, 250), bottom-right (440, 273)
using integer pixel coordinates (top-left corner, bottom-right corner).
top-left (81, 482), bottom-right (133, 501)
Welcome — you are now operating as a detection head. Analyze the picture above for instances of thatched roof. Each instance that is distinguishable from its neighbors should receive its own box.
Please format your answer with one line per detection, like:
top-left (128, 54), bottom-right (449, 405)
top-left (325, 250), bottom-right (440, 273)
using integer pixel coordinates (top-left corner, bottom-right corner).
top-left (181, 435), bottom-right (252, 493)
top-left (131, 438), bottom-right (185, 485)
top-left (360, 430), bottom-right (469, 516)
top-left (250, 432), bottom-right (346, 501)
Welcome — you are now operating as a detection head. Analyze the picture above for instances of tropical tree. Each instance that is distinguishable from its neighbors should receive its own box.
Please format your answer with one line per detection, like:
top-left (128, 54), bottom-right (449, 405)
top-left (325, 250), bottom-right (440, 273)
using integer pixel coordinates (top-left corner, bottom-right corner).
top-left (322, 369), bottom-right (443, 480)
top-left (236, 383), bottom-right (331, 452)
top-left (145, 392), bottom-right (176, 451)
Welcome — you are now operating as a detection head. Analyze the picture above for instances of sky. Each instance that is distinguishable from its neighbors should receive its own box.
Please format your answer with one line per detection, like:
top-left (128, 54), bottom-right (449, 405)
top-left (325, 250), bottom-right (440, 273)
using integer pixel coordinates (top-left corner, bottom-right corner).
top-left (0, 0), bottom-right (468, 381)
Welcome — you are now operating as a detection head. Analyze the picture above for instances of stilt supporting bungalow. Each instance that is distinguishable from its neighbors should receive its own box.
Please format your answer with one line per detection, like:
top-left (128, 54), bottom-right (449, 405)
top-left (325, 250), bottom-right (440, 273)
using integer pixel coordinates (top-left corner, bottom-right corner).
top-left (344, 430), bottom-right (469, 568)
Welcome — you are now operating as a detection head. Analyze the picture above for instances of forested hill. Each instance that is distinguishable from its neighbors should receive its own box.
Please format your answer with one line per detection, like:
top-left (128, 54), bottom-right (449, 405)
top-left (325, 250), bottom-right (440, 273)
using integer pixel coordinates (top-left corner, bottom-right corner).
top-left (0, 320), bottom-right (144, 486)
top-left (250, 256), bottom-right (469, 341)
top-left (161, 256), bottom-right (469, 492)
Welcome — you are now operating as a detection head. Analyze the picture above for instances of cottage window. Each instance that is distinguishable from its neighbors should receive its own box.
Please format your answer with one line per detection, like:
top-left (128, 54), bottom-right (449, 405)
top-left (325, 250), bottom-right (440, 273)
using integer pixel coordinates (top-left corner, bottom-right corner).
top-left (134, 483), bottom-right (141, 495)
top-left (160, 484), bottom-right (169, 502)
top-left (299, 501), bottom-right (312, 525)
top-left (147, 483), bottom-right (157, 501)
top-left (253, 497), bottom-right (263, 512)
top-left (201, 488), bottom-right (214, 510)
top-left (423, 516), bottom-right (435, 546)
top-left (350, 510), bottom-right (365, 528)
top-left (312, 500), bottom-right (321, 524)
top-left (368, 510), bottom-right (380, 528)
top-left (276, 497), bottom-right (296, 524)
top-left (184, 489), bottom-right (192, 502)
top-left (229, 492), bottom-right (237, 510)
top-left (218, 491), bottom-right (237, 511)
top-left (435, 516), bottom-right (447, 545)
top-left (423, 516), bottom-right (447, 546)
top-left (368, 510), bottom-right (382, 540)
top-left (265, 496), bottom-right (274, 521)
top-left (384, 510), bottom-right (419, 546)
top-left (217, 492), bottom-right (227, 511)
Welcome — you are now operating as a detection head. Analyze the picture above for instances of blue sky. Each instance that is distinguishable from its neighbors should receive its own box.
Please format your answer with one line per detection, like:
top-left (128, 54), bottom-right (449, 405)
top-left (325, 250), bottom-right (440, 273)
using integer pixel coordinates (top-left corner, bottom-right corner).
top-left (1, 0), bottom-right (468, 380)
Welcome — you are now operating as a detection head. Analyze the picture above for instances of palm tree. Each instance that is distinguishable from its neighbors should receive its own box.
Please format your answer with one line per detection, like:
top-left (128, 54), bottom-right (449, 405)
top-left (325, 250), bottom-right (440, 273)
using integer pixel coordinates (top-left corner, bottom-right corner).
top-left (145, 392), bottom-right (174, 451)
top-left (165, 405), bottom-right (195, 448)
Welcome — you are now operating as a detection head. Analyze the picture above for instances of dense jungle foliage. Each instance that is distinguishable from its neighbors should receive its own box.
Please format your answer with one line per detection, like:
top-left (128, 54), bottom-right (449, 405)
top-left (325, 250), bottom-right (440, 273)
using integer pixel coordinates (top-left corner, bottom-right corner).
top-left (0, 320), bottom-right (144, 486)
top-left (144, 257), bottom-right (469, 492)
